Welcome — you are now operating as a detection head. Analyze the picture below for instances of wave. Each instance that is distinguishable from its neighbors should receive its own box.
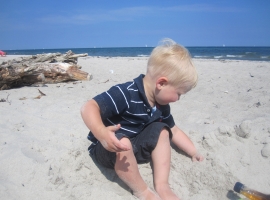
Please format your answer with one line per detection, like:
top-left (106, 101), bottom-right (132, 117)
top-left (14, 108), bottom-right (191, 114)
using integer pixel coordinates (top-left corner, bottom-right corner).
top-left (194, 55), bottom-right (212, 58)
top-left (226, 55), bottom-right (244, 58)
top-left (137, 54), bottom-right (149, 57)
top-left (214, 56), bottom-right (223, 59)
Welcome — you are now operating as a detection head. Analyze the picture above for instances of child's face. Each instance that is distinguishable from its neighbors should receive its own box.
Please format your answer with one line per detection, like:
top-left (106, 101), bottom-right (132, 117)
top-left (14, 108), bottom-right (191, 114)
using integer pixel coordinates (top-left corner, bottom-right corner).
top-left (155, 83), bottom-right (188, 105)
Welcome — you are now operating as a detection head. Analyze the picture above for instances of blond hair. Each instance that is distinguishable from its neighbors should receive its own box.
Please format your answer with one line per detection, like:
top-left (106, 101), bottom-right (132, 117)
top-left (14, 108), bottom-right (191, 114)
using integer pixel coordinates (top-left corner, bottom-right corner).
top-left (147, 38), bottom-right (197, 89)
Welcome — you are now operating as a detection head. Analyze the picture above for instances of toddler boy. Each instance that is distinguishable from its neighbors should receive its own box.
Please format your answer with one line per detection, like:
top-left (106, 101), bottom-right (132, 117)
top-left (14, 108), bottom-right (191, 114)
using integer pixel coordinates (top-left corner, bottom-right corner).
top-left (81, 39), bottom-right (203, 200)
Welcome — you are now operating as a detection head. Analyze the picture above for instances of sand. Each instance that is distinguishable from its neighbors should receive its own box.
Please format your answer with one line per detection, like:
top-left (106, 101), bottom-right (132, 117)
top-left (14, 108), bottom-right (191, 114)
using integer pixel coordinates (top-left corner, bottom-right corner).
top-left (0, 55), bottom-right (269, 199)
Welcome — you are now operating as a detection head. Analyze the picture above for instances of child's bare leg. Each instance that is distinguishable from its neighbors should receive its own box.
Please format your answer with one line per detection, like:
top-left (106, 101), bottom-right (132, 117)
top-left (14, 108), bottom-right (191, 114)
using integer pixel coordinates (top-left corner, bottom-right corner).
top-left (152, 128), bottom-right (180, 200)
top-left (114, 137), bottom-right (161, 200)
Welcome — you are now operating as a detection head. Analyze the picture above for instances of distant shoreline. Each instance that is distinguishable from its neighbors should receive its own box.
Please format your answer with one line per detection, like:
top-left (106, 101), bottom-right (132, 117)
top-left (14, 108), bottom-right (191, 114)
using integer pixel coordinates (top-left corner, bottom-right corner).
top-left (1, 55), bottom-right (270, 65)
top-left (2, 46), bottom-right (270, 61)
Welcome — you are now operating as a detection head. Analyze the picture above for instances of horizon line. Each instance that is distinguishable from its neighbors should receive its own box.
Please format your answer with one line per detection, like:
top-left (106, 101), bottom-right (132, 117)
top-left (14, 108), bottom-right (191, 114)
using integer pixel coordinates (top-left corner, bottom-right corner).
top-left (3, 45), bottom-right (270, 51)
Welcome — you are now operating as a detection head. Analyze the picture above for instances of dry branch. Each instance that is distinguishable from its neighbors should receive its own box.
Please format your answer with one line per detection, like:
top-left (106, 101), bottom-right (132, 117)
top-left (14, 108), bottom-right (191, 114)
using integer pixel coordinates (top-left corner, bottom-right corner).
top-left (0, 51), bottom-right (92, 90)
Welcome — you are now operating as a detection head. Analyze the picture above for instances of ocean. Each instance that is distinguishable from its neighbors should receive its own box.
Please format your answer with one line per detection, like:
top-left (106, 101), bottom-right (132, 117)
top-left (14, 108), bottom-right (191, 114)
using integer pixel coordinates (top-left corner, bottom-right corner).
top-left (3, 47), bottom-right (270, 61)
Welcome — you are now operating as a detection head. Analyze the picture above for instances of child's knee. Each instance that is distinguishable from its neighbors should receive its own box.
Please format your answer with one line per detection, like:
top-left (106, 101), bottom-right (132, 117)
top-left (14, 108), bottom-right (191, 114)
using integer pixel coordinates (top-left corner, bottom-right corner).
top-left (160, 128), bottom-right (170, 138)
top-left (119, 137), bottom-right (133, 149)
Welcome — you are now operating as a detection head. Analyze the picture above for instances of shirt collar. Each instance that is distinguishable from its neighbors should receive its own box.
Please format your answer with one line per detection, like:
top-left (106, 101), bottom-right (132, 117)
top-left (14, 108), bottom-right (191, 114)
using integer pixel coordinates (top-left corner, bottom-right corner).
top-left (134, 74), bottom-right (151, 107)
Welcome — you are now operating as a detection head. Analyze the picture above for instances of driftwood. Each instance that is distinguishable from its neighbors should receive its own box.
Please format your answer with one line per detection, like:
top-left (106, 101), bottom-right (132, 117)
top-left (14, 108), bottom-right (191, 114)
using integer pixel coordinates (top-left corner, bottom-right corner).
top-left (0, 50), bottom-right (92, 90)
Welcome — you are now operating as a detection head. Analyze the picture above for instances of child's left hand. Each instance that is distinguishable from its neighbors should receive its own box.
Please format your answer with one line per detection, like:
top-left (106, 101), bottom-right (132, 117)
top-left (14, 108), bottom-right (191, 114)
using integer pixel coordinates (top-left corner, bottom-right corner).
top-left (192, 153), bottom-right (204, 162)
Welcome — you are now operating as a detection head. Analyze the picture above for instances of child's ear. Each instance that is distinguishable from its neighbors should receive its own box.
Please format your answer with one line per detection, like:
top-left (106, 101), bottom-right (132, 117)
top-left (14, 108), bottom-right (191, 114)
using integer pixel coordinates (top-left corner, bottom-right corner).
top-left (156, 77), bottom-right (168, 89)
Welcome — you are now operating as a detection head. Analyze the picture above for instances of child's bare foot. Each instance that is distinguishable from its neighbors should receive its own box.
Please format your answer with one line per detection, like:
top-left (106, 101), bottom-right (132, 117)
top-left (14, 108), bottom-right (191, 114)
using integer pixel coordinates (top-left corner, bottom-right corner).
top-left (155, 184), bottom-right (180, 200)
top-left (134, 187), bottom-right (161, 200)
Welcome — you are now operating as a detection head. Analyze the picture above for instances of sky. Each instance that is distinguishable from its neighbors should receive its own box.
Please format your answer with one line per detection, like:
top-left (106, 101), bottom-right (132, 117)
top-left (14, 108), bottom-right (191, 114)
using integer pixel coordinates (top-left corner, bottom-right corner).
top-left (1, 0), bottom-right (270, 50)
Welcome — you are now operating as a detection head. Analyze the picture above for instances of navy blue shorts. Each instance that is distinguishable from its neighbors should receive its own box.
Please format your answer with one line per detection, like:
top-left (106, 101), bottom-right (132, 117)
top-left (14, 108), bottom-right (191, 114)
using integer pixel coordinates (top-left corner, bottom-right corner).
top-left (89, 122), bottom-right (172, 169)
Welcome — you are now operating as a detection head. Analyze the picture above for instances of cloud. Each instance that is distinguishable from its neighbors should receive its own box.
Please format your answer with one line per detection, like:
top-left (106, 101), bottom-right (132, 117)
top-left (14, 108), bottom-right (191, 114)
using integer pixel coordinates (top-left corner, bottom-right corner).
top-left (164, 4), bottom-right (243, 13)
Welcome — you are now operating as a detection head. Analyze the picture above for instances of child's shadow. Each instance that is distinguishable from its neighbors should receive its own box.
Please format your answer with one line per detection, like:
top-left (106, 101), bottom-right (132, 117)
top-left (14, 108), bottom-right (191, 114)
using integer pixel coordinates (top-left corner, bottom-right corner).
top-left (90, 146), bottom-right (241, 200)
top-left (226, 190), bottom-right (242, 200)
top-left (89, 153), bottom-right (132, 194)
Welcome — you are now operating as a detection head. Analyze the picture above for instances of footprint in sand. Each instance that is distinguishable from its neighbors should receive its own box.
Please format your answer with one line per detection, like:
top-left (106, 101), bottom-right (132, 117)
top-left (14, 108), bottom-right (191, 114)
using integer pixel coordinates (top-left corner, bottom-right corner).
top-left (21, 146), bottom-right (45, 163)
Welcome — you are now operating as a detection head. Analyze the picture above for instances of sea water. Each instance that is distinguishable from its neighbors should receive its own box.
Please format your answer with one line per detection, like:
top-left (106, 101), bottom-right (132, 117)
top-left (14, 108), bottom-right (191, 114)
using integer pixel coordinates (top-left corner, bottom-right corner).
top-left (3, 46), bottom-right (270, 61)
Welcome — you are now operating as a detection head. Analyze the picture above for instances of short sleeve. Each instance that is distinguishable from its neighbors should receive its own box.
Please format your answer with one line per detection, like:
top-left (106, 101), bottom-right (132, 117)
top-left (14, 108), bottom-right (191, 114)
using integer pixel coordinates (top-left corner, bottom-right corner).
top-left (160, 104), bottom-right (175, 128)
top-left (93, 85), bottom-right (130, 120)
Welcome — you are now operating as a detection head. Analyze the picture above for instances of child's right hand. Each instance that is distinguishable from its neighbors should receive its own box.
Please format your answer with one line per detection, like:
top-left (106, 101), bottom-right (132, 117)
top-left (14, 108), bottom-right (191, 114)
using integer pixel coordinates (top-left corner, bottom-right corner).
top-left (99, 124), bottom-right (130, 152)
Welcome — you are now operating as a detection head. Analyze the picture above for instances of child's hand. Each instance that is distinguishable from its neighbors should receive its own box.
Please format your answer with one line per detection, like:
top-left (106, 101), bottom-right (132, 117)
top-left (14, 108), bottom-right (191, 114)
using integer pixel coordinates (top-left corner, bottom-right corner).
top-left (191, 153), bottom-right (204, 162)
top-left (99, 124), bottom-right (130, 152)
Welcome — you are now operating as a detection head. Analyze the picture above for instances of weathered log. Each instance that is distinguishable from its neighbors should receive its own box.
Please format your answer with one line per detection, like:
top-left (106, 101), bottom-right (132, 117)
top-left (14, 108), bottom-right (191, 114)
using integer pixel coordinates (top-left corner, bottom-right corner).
top-left (0, 51), bottom-right (92, 90)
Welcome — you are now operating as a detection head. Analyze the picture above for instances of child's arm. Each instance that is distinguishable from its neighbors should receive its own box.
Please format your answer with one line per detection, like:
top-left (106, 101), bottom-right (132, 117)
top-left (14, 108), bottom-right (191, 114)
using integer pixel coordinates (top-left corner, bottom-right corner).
top-left (81, 99), bottom-right (130, 152)
top-left (171, 125), bottom-right (203, 162)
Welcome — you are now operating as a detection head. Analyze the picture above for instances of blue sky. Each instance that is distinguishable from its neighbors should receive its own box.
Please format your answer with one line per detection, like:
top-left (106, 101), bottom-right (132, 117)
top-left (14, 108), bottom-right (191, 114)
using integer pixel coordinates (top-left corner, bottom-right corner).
top-left (1, 0), bottom-right (270, 49)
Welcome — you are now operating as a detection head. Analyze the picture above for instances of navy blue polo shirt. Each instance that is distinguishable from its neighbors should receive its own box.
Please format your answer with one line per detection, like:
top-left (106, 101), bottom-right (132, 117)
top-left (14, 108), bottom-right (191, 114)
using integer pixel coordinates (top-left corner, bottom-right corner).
top-left (87, 74), bottom-right (175, 143)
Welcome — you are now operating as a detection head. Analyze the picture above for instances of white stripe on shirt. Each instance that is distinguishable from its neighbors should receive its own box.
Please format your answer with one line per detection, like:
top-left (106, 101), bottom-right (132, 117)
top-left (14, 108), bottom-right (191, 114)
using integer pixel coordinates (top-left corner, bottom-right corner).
top-left (121, 116), bottom-right (138, 124)
top-left (116, 86), bottom-right (129, 108)
top-left (127, 82), bottom-right (134, 89)
top-left (107, 119), bottom-right (137, 133)
top-left (106, 92), bottom-right (119, 114)
top-left (162, 114), bottom-right (171, 119)
top-left (131, 100), bottom-right (143, 103)
top-left (126, 111), bottom-right (148, 116)
top-left (128, 89), bottom-right (138, 91)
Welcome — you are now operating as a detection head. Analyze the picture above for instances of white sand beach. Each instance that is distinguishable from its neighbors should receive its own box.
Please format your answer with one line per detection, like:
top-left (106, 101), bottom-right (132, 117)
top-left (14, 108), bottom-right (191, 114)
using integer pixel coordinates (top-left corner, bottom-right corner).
top-left (0, 56), bottom-right (269, 199)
